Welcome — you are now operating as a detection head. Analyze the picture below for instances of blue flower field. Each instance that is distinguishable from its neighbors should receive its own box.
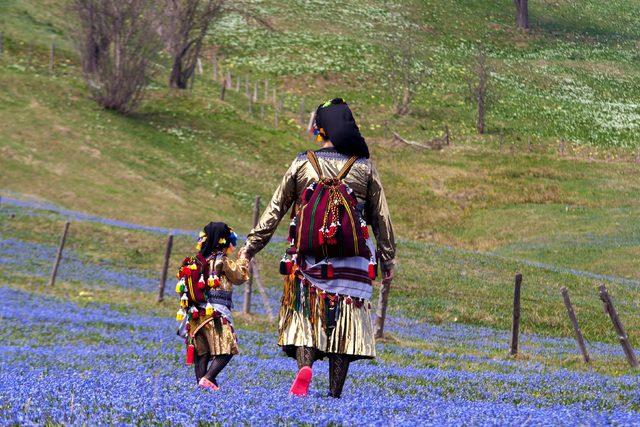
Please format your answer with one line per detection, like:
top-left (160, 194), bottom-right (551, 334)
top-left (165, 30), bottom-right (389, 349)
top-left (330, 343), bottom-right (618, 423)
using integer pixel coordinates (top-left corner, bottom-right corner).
top-left (1, 206), bottom-right (639, 425)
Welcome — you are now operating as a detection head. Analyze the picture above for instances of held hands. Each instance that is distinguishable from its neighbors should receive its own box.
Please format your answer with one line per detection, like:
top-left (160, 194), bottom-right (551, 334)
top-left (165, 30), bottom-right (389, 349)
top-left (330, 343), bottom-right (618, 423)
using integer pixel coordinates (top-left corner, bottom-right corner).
top-left (238, 247), bottom-right (251, 262)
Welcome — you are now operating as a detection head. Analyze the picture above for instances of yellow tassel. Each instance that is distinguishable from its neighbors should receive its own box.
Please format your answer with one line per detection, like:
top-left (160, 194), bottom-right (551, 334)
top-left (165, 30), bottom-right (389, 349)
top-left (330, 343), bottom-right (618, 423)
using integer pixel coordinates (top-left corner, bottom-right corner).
top-left (180, 293), bottom-right (189, 308)
top-left (316, 134), bottom-right (323, 142)
top-left (205, 302), bottom-right (214, 316)
top-left (208, 276), bottom-right (215, 287)
top-left (189, 264), bottom-right (197, 270)
top-left (176, 308), bottom-right (186, 321)
top-left (199, 231), bottom-right (206, 238)
top-left (196, 242), bottom-right (202, 250)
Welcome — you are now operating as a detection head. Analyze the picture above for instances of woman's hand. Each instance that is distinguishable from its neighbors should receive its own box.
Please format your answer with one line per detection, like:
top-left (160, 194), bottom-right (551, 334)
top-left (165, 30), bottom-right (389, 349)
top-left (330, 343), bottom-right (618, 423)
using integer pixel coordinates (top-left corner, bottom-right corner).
top-left (381, 265), bottom-right (394, 286)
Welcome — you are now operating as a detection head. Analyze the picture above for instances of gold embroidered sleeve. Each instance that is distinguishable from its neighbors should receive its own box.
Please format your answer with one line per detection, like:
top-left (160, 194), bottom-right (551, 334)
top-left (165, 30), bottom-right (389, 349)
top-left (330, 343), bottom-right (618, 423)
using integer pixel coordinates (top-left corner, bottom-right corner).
top-left (364, 161), bottom-right (396, 268)
top-left (223, 257), bottom-right (250, 285)
top-left (243, 159), bottom-right (298, 258)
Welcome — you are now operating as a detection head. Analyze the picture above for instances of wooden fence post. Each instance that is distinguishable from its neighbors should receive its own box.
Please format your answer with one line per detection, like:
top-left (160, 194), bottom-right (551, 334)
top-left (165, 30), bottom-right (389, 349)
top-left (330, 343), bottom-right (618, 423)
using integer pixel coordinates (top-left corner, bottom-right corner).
top-left (274, 104), bottom-right (279, 128)
top-left (444, 125), bottom-right (450, 145)
top-left (49, 222), bottom-right (70, 286)
top-left (212, 55), bottom-right (218, 81)
top-left (226, 70), bottom-right (232, 89)
top-left (510, 273), bottom-right (523, 356)
top-left (561, 287), bottom-right (590, 364)
top-left (245, 76), bottom-right (250, 97)
top-left (220, 78), bottom-right (226, 100)
top-left (374, 277), bottom-right (392, 339)
top-left (157, 234), bottom-right (174, 303)
top-left (252, 259), bottom-right (274, 321)
top-left (307, 111), bottom-right (315, 134)
top-left (253, 82), bottom-right (258, 102)
top-left (49, 41), bottom-right (55, 73)
top-left (243, 196), bottom-right (261, 314)
top-left (599, 284), bottom-right (639, 367)
top-left (27, 41), bottom-right (34, 70)
top-left (272, 87), bottom-right (276, 105)
top-left (264, 79), bottom-right (268, 101)
top-left (196, 58), bottom-right (203, 75)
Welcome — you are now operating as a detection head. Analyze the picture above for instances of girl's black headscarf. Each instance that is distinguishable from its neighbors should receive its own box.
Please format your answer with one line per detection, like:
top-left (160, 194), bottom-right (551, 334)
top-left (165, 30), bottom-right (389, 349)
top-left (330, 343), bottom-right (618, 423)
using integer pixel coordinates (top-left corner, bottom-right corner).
top-left (315, 98), bottom-right (370, 159)
top-left (199, 222), bottom-right (232, 258)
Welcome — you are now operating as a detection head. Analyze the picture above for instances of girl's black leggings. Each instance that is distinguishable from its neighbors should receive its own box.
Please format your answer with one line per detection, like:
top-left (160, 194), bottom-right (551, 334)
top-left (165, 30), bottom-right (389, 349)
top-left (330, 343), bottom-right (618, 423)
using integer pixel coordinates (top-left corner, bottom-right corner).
top-left (195, 353), bottom-right (233, 384)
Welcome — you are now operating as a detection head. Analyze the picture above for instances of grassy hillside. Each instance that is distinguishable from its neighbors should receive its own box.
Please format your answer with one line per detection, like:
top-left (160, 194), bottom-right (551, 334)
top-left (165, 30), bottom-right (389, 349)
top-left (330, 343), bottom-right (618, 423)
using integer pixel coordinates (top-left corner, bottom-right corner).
top-left (1, 1), bottom-right (640, 280)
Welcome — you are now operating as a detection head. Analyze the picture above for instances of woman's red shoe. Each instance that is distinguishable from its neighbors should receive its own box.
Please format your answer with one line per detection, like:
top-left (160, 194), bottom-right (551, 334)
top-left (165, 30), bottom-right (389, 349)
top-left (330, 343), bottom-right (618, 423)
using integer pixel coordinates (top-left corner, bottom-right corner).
top-left (289, 366), bottom-right (313, 396)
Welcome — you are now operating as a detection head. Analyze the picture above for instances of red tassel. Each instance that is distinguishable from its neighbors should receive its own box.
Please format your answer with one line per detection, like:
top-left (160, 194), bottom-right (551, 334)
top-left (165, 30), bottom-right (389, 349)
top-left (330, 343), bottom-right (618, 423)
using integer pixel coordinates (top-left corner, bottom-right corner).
top-left (368, 261), bottom-right (376, 280)
top-left (285, 259), bottom-right (293, 275)
top-left (318, 230), bottom-right (325, 245)
top-left (191, 310), bottom-right (199, 320)
top-left (186, 344), bottom-right (195, 365)
top-left (362, 226), bottom-right (369, 239)
top-left (327, 262), bottom-right (334, 279)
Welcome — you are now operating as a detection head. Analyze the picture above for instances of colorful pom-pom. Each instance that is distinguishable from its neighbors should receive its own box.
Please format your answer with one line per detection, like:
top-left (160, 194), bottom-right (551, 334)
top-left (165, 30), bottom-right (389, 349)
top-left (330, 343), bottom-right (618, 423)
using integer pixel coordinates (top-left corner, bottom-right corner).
top-left (368, 259), bottom-right (377, 280)
top-left (175, 278), bottom-right (185, 293)
top-left (205, 303), bottom-right (214, 316)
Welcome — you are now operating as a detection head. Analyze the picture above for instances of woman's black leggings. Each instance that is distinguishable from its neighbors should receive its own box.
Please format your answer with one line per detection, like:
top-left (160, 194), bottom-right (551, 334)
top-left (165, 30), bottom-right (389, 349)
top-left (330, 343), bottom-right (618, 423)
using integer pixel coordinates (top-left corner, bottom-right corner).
top-left (295, 346), bottom-right (351, 398)
top-left (328, 354), bottom-right (350, 398)
top-left (195, 353), bottom-right (233, 384)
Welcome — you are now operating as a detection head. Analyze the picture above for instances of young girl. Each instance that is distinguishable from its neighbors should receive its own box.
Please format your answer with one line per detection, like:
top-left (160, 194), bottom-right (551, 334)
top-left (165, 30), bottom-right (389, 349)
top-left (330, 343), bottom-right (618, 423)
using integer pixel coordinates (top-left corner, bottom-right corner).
top-left (175, 222), bottom-right (249, 390)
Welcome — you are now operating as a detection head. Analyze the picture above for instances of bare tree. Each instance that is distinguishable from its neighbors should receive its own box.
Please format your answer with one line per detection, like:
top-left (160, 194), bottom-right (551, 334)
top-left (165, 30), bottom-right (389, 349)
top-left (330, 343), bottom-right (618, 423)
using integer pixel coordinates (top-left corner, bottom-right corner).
top-left (385, 40), bottom-right (429, 116)
top-left (73, 0), bottom-right (159, 113)
top-left (158, 0), bottom-right (271, 89)
top-left (467, 50), bottom-right (491, 135)
top-left (514, 0), bottom-right (529, 29)
top-left (159, 0), bottom-right (223, 89)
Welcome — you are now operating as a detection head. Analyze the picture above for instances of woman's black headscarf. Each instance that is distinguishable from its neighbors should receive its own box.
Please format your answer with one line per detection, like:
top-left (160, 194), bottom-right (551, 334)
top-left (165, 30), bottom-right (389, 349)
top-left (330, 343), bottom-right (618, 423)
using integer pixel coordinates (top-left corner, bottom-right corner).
top-left (199, 222), bottom-right (232, 258)
top-left (315, 98), bottom-right (370, 159)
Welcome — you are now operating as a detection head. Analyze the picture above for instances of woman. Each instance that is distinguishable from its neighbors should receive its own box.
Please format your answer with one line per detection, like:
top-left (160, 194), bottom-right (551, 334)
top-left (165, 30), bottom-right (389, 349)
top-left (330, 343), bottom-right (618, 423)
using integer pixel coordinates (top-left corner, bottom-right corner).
top-left (240, 98), bottom-right (395, 398)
